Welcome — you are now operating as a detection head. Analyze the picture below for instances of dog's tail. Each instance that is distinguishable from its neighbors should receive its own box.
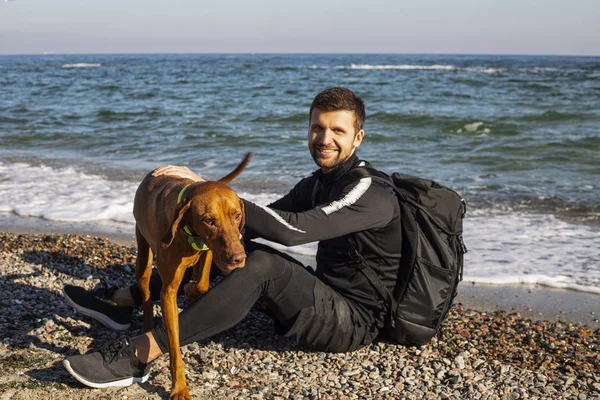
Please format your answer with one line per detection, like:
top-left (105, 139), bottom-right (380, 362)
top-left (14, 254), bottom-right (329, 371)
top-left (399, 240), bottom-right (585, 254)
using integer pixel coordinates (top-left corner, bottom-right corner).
top-left (218, 152), bottom-right (252, 184)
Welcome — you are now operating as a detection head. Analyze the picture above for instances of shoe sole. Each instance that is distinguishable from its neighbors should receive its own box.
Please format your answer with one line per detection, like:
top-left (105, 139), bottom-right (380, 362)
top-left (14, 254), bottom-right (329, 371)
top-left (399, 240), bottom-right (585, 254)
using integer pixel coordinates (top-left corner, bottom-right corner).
top-left (63, 359), bottom-right (149, 388)
top-left (62, 287), bottom-right (131, 331)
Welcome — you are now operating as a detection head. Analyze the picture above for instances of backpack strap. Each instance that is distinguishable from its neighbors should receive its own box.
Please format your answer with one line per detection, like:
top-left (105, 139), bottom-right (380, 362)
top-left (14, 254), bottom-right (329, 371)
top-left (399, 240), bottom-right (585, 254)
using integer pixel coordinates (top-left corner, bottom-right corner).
top-left (350, 166), bottom-right (463, 236)
top-left (347, 238), bottom-right (398, 328)
top-left (344, 165), bottom-right (400, 328)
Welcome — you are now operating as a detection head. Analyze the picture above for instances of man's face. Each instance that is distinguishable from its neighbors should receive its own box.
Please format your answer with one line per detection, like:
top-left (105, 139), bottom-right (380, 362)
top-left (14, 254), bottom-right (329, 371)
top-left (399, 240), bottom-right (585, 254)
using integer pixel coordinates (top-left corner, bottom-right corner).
top-left (308, 108), bottom-right (364, 173)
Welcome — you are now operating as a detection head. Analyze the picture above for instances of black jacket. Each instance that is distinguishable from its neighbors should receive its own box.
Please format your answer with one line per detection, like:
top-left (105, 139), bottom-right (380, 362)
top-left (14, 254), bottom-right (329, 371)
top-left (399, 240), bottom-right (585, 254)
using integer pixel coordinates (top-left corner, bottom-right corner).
top-left (243, 154), bottom-right (401, 338)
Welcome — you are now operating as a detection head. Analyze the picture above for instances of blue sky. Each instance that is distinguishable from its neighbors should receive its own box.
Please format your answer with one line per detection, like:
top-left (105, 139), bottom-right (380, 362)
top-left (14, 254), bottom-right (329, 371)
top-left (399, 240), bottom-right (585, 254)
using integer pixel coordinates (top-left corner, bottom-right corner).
top-left (1, 0), bottom-right (599, 55)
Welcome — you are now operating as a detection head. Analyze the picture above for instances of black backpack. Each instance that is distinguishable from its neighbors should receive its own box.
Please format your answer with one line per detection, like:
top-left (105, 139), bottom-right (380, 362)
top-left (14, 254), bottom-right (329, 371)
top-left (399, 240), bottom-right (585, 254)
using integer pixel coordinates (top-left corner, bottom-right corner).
top-left (347, 166), bottom-right (467, 346)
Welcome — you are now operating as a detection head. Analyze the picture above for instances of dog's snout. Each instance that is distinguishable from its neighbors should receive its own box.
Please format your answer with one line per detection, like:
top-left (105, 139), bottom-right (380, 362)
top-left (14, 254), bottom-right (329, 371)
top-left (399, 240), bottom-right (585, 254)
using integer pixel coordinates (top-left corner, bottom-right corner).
top-left (230, 253), bottom-right (246, 267)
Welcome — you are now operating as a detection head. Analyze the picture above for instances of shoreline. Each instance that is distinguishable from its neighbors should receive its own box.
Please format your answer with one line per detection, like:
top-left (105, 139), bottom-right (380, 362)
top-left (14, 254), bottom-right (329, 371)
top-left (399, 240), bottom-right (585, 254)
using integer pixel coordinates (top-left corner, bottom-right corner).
top-left (2, 213), bottom-right (598, 328)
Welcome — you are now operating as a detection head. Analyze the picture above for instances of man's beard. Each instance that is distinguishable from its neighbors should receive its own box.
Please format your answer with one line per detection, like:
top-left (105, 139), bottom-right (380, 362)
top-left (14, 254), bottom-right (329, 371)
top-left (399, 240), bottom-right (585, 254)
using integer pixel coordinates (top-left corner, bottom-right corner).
top-left (310, 146), bottom-right (349, 172)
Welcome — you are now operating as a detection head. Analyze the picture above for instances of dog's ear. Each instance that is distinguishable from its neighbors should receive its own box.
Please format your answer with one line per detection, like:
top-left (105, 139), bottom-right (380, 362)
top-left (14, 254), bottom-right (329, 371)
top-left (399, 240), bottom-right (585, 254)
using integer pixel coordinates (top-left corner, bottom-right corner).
top-left (238, 200), bottom-right (245, 232)
top-left (161, 200), bottom-right (191, 248)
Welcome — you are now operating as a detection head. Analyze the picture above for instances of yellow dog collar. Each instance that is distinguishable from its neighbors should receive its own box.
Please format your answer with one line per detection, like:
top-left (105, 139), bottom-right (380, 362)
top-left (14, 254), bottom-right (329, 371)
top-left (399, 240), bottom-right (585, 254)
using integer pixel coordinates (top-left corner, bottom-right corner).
top-left (177, 185), bottom-right (209, 252)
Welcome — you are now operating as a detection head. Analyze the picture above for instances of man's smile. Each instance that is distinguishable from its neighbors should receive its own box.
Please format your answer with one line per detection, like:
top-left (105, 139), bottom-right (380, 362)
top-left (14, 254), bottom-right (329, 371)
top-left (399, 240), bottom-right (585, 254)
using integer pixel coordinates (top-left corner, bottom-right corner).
top-left (315, 146), bottom-right (338, 157)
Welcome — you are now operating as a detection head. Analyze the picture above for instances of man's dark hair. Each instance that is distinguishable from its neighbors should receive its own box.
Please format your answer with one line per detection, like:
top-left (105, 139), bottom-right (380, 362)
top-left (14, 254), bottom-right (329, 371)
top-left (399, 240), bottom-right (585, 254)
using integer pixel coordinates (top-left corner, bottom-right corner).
top-left (309, 87), bottom-right (366, 132)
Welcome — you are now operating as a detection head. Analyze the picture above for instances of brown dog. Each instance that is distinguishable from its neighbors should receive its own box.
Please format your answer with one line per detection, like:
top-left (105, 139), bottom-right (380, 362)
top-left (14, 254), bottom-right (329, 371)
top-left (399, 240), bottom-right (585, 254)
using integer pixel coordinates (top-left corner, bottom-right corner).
top-left (133, 153), bottom-right (251, 400)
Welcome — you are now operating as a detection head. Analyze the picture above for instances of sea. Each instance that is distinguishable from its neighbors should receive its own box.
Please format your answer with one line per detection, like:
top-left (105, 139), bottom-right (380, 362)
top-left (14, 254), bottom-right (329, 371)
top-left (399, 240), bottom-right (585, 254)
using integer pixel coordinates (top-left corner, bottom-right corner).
top-left (1, 54), bottom-right (599, 295)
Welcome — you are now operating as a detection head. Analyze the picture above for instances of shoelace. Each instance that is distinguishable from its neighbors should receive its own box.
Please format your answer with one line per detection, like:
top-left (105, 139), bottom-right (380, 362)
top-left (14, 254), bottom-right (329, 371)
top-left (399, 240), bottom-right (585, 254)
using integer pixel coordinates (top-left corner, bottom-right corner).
top-left (93, 278), bottom-right (118, 302)
top-left (101, 338), bottom-right (134, 364)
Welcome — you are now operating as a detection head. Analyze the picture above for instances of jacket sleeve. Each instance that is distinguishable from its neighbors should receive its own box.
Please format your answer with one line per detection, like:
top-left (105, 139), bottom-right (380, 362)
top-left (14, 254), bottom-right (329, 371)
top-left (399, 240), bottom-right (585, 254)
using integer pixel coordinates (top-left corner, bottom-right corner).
top-left (243, 177), bottom-right (396, 246)
top-left (266, 175), bottom-right (316, 212)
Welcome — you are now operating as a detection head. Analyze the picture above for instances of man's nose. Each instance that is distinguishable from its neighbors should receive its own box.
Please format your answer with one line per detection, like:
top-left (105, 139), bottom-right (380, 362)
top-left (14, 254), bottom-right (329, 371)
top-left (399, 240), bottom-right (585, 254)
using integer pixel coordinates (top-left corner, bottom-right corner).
top-left (318, 128), bottom-right (334, 144)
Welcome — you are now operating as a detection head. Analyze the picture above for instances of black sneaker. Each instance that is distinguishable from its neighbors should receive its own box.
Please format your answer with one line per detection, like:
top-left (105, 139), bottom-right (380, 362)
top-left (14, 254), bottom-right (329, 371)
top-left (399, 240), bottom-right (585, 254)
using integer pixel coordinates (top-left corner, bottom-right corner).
top-left (63, 337), bottom-right (150, 388)
top-left (62, 284), bottom-right (133, 331)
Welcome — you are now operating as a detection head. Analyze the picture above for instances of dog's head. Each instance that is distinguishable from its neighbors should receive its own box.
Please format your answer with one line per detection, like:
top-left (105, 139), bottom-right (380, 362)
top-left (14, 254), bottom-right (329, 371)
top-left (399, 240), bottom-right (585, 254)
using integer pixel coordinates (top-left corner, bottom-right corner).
top-left (160, 153), bottom-right (251, 274)
top-left (161, 182), bottom-right (246, 274)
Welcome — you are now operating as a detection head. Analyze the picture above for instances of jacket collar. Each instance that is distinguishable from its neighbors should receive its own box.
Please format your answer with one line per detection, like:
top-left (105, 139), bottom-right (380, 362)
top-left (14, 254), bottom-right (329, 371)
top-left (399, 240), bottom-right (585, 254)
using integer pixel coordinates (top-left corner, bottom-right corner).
top-left (313, 153), bottom-right (361, 185)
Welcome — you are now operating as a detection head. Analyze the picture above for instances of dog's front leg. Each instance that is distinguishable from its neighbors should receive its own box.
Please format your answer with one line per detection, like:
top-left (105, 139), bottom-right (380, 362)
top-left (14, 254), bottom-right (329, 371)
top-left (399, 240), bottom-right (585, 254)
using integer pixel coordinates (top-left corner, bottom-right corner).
top-left (135, 226), bottom-right (155, 332)
top-left (158, 257), bottom-right (192, 400)
top-left (184, 250), bottom-right (213, 303)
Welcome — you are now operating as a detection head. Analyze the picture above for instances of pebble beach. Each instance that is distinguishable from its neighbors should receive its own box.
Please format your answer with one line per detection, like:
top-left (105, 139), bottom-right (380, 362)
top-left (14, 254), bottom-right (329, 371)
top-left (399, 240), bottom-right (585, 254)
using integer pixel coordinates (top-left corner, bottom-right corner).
top-left (0, 232), bottom-right (598, 400)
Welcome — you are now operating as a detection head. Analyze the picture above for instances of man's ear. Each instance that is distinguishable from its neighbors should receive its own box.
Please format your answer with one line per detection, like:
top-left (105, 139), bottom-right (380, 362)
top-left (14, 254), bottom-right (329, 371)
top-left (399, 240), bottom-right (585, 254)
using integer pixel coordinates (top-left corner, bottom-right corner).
top-left (161, 201), bottom-right (191, 248)
top-left (353, 129), bottom-right (364, 148)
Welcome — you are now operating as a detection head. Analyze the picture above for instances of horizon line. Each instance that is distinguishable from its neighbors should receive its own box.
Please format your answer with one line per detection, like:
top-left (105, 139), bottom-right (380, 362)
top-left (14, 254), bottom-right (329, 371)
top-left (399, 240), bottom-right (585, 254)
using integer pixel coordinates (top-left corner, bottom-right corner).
top-left (1, 51), bottom-right (599, 58)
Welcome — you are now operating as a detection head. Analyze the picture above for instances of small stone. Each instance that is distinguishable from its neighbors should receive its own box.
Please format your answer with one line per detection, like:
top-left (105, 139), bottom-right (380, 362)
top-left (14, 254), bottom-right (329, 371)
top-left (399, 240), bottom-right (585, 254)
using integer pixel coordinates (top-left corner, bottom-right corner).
top-left (454, 355), bottom-right (465, 369)
top-left (203, 369), bottom-right (219, 380)
top-left (477, 383), bottom-right (487, 393)
top-left (536, 373), bottom-right (547, 381)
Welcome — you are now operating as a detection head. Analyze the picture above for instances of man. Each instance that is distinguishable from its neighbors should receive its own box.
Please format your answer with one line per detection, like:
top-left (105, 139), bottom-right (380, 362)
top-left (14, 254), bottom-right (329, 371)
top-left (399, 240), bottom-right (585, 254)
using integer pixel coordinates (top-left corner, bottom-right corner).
top-left (62, 87), bottom-right (401, 388)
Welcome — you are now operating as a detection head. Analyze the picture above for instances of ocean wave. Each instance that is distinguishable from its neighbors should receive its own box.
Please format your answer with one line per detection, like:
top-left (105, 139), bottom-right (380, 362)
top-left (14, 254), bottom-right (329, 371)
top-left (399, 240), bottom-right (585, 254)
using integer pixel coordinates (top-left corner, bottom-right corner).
top-left (0, 162), bottom-right (135, 224)
top-left (1, 157), bottom-right (599, 296)
top-left (463, 210), bottom-right (600, 294)
top-left (251, 113), bottom-right (306, 124)
top-left (464, 67), bottom-right (504, 74)
top-left (0, 116), bottom-right (28, 124)
top-left (369, 111), bottom-right (435, 125)
top-left (312, 64), bottom-right (506, 74)
top-left (348, 64), bottom-right (457, 71)
top-left (464, 275), bottom-right (600, 295)
top-left (512, 110), bottom-right (593, 122)
top-left (62, 63), bottom-right (102, 68)
top-left (308, 64), bottom-right (600, 76)
top-left (96, 108), bottom-right (162, 121)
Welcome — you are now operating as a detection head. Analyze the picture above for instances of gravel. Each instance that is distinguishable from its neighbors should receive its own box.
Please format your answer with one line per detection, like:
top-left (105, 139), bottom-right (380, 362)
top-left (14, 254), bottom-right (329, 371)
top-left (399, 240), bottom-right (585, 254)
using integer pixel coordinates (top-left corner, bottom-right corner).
top-left (0, 232), bottom-right (599, 399)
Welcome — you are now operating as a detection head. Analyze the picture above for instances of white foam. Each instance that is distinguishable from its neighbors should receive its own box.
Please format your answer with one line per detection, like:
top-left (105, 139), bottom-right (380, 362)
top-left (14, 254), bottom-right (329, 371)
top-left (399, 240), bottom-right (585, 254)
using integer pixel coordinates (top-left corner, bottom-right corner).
top-left (1, 162), bottom-right (598, 295)
top-left (307, 64), bottom-right (593, 76)
top-left (466, 275), bottom-right (600, 295)
top-left (521, 67), bottom-right (559, 74)
top-left (0, 162), bottom-right (135, 224)
top-left (463, 209), bottom-right (600, 294)
top-left (463, 121), bottom-right (485, 132)
top-left (464, 67), bottom-right (504, 74)
top-left (317, 64), bottom-right (504, 74)
top-left (348, 64), bottom-right (456, 71)
top-left (62, 63), bottom-right (102, 68)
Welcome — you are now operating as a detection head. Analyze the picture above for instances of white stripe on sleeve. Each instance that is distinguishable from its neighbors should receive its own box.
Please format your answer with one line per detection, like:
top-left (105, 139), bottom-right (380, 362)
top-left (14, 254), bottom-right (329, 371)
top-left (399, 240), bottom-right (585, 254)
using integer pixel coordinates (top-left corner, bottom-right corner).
top-left (257, 204), bottom-right (306, 233)
top-left (320, 177), bottom-right (372, 215)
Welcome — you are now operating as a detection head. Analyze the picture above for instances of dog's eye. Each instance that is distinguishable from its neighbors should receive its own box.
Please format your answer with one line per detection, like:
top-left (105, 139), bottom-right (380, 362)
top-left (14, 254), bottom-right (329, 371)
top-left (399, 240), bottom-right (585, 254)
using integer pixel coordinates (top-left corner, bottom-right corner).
top-left (204, 218), bottom-right (216, 227)
top-left (235, 213), bottom-right (242, 221)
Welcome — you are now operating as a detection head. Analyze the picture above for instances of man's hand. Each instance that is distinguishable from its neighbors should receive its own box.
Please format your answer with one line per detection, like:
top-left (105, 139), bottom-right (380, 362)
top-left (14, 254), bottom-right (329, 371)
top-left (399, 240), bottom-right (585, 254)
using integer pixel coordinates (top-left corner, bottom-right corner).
top-left (152, 165), bottom-right (205, 182)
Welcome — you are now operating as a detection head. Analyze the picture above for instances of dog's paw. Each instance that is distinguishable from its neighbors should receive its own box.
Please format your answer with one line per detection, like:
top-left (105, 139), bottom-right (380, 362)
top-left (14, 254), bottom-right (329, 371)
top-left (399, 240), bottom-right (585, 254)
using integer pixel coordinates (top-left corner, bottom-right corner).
top-left (169, 387), bottom-right (192, 400)
top-left (183, 281), bottom-right (201, 303)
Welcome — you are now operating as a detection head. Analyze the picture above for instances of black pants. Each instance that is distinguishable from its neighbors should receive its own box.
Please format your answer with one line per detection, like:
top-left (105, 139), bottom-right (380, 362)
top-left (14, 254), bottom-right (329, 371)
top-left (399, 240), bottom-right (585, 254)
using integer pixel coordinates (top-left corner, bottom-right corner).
top-left (130, 242), bottom-right (369, 353)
